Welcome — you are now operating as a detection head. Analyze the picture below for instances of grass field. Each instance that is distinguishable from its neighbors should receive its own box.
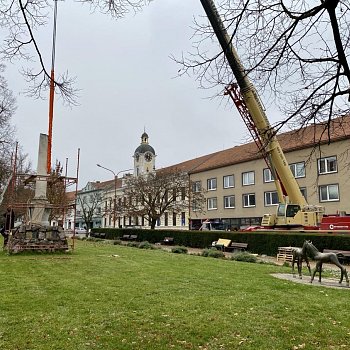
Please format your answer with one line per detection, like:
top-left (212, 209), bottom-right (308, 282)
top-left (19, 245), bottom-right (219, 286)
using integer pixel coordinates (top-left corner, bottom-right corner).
top-left (0, 239), bottom-right (349, 350)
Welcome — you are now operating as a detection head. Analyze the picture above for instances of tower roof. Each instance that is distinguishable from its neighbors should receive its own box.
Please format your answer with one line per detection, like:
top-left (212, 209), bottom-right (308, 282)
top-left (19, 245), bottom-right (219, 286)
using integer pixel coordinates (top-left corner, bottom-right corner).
top-left (134, 143), bottom-right (155, 154)
top-left (134, 131), bottom-right (155, 155)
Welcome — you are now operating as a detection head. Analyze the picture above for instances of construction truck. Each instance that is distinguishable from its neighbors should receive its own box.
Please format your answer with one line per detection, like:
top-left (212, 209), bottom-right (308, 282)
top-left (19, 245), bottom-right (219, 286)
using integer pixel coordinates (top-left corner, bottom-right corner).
top-left (199, 0), bottom-right (327, 229)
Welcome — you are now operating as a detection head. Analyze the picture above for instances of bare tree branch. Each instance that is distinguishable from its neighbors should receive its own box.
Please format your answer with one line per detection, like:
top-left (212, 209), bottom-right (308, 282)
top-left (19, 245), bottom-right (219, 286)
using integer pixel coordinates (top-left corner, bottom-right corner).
top-left (122, 170), bottom-right (205, 229)
top-left (176, 0), bottom-right (350, 140)
top-left (0, 0), bottom-right (151, 104)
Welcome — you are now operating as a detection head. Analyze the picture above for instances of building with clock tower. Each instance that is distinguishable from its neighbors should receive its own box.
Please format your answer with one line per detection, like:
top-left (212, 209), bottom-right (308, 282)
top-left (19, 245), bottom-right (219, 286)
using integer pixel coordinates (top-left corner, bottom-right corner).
top-left (133, 132), bottom-right (156, 176)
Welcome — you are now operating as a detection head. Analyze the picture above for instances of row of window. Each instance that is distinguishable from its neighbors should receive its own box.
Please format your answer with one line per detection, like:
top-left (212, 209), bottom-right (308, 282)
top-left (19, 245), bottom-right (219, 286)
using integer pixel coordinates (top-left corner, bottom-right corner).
top-left (196, 156), bottom-right (338, 192)
top-left (205, 184), bottom-right (340, 210)
top-left (102, 212), bottom-right (187, 228)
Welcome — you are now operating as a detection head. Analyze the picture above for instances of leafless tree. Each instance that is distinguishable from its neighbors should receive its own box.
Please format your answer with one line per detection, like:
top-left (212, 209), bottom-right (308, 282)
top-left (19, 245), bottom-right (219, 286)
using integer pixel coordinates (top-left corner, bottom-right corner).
top-left (77, 191), bottom-right (102, 231)
top-left (122, 169), bottom-right (206, 230)
top-left (0, 150), bottom-right (33, 220)
top-left (0, 0), bottom-right (151, 104)
top-left (46, 160), bottom-right (68, 223)
top-left (0, 64), bottom-right (17, 191)
top-left (177, 0), bottom-right (350, 136)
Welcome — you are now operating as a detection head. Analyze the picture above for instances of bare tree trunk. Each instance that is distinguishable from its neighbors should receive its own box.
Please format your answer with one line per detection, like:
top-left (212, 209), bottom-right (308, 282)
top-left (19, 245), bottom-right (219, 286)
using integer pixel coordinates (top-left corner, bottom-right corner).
top-left (150, 218), bottom-right (157, 230)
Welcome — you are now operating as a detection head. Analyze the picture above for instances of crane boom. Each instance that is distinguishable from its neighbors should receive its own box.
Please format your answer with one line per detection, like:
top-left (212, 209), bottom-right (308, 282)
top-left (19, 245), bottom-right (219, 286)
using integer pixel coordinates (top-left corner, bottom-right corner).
top-left (199, 0), bottom-right (306, 206)
top-left (199, 0), bottom-right (325, 228)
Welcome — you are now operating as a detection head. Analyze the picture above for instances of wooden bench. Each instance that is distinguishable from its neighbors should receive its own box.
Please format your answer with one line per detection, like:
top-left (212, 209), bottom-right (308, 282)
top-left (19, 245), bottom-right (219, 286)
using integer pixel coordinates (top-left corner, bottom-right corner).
top-left (121, 234), bottom-right (138, 241)
top-left (277, 247), bottom-right (294, 262)
top-left (163, 237), bottom-right (174, 245)
top-left (91, 232), bottom-right (106, 239)
top-left (323, 249), bottom-right (350, 264)
top-left (214, 239), bottom-right (248, 252)
top-left (225, 242), bottom-right (248, 252)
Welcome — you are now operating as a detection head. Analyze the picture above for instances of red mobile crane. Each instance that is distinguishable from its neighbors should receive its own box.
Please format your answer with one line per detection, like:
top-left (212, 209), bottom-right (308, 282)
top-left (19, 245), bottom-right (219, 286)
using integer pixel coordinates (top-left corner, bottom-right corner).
top-left (198, 0), bottom-right (347, 230)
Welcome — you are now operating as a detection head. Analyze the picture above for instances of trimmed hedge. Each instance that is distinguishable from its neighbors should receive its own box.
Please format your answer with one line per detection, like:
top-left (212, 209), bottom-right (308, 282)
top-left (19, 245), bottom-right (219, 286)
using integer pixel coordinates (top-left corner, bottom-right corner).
top-left (90, 228), bottom-right (350, 256)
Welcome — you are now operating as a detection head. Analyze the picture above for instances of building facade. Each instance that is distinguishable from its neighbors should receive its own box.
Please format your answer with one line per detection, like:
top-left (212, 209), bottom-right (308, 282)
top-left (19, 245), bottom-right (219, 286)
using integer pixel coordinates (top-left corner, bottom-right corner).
top-left (75, 117), bottom-right (349, 231)
top-left (188, 117), bottom-right (350, 230)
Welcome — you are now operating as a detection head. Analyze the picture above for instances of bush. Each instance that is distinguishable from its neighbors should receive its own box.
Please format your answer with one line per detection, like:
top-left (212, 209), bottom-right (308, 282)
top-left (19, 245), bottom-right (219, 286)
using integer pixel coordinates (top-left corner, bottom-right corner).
top-left (201, 248), bottom-right (225, 259)
top-left (138, 241), bottom-right (154, 250)
top-left (171, 246), bottom-right (188, 254)
top-left (231, 252), bottom-right (257, 263)
top-left (127, 241), bottom-right (139, 248)
top-left (113, 239), bottom-right (122, 245)
top-left (90, 227), bottom-right (350, 256)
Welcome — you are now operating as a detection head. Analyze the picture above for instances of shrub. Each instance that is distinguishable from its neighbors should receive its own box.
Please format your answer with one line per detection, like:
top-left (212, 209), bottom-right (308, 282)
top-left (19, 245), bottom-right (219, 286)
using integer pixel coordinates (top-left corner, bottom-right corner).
top-left (201, 248), bottom-right (225, 259)
top-left (231, 252), bottom-right (257, 263)
top-left (127, 241), bottom-right (139, 248)
top-left (171, 246), bottom-right (188, 254)
top-left (138, 241), bottom-right (154, 250)
top-left (113, 239), bottom-right (122, 245)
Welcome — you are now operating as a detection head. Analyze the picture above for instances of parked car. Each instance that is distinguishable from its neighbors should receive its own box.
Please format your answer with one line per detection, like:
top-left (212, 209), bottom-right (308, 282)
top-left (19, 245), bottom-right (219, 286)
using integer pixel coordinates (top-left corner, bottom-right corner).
top-left (199, 220), bottom-right (226, 231)
top-left (75, 227), bottom-right (87, 234)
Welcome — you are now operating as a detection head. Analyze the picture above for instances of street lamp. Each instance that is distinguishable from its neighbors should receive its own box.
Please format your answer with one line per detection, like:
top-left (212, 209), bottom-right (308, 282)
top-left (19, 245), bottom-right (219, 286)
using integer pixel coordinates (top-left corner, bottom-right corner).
top-left (96, 164), bottom-right (133, 228)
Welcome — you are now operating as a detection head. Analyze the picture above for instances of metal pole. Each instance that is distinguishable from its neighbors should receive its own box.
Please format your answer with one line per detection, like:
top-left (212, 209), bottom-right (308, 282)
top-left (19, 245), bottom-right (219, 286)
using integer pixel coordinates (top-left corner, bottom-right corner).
top-left (73, 148), bottom-right (80, 250)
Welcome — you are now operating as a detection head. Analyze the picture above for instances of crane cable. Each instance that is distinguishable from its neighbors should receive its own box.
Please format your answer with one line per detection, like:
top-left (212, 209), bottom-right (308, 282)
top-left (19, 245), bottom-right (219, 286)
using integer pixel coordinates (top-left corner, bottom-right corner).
top-left (47, 0), bottom-right (59, 174)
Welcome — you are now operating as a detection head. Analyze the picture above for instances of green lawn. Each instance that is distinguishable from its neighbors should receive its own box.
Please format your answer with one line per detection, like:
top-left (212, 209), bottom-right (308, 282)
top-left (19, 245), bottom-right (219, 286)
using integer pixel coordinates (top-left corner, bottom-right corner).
top-left (0, 239), bottom-right (349, 350)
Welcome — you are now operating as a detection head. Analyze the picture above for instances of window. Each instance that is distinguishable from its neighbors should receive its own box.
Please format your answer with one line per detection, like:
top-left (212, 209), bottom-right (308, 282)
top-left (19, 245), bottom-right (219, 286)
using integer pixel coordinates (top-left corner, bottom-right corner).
top-left (173, 213), bottom-right (177, 226)
top-left (223, 175), bottom-right (234, 188)
top-left (181, 212), bottom-right (186, 226)
top-left (243, 193), bottom-right (256, 207)
top-left (207, 197), bottom-right (217, 210)
top-left (242, 171), bottom-right (255, 186)
top-left (224, 195), bottom-right (235, 208)
top-left (164, 212), bottom-right (168, 226)
top-left (192, 181), bottom-right (201, 193)
top-left (290, 162), bottom-right (305, 178)
top-left (300, 187), bottom-right (307, 201)
top-left (263, 168), bottom-right (274, 183)
top-left (319, 184), bottom-right (339, 202)
top-left (318, 156), bottom-right (337, 174)
top-left (192, 200), bottom-right (200, 212)
top-left (207, 178), bottom-right (217, 191)
top-left (264, 191), bottom-right (279, 206)
top-left (181, 187), bottom-right (186, 200)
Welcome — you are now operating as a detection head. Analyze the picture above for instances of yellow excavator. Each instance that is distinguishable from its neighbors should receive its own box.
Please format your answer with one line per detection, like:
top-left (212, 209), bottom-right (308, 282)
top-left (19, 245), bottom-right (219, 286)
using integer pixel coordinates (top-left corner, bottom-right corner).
top-left (199, 0), bottom-right (324, 229)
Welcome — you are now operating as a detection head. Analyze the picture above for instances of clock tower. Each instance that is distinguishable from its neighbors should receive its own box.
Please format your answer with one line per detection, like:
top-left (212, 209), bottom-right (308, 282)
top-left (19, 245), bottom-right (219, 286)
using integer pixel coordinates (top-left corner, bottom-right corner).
top-left (133, 132), bottom-right (156, 176)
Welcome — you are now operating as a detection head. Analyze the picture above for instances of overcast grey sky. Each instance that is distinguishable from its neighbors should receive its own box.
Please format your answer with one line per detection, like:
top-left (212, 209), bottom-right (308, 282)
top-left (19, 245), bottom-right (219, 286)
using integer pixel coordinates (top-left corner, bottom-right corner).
top-left (6, 0), bottom-right (281, 188)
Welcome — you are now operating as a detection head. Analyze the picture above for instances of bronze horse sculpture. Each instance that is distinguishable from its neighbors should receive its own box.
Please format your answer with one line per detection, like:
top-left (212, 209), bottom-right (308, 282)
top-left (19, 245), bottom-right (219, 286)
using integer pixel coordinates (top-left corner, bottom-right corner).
top-left (303, 240), bottom-right (349, 286)
top-left (291, 245), bottom-right (311, 279)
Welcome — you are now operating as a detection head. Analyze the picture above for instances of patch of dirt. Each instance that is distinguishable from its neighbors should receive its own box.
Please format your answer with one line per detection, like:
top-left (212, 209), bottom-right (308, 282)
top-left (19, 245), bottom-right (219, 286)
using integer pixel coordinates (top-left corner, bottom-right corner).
top-left (272, 273), bottom-right (350, 290)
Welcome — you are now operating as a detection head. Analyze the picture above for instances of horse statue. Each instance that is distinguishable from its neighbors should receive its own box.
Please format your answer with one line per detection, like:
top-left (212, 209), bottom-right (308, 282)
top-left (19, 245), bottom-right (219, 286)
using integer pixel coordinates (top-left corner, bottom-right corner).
top-left (291, 245), bottom-right (311, 279)
top-left (303, 240), bottom-right (349, 287)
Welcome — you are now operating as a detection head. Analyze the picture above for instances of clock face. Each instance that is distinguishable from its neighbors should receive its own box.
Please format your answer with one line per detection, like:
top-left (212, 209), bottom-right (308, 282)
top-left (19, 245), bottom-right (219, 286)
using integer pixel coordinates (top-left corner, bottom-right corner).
top-left (135, 153), bottom-right (140, 161)
top-left (144, 152), bottom-right (153, 162)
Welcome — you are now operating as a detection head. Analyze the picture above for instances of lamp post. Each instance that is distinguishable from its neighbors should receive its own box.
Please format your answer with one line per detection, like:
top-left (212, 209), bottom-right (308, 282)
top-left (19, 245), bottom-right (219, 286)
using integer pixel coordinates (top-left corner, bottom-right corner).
top-left (96, 164), bottom-right (132, 228)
